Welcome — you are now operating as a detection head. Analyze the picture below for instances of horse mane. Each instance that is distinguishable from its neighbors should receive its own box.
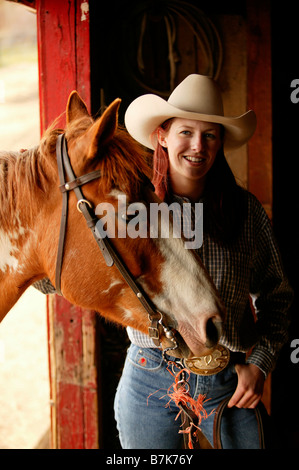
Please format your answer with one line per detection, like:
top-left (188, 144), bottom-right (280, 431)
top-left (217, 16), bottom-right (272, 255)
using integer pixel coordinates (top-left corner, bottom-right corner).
top-left (0, 146), bottom-right (55, 231)
top-left (0, 112), bottom-right (152, 230)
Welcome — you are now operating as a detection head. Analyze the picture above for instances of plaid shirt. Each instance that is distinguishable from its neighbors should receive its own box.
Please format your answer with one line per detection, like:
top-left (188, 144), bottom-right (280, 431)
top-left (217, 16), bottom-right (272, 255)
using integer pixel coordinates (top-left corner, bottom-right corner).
top-left (127, 191), bottom-right (293, 377)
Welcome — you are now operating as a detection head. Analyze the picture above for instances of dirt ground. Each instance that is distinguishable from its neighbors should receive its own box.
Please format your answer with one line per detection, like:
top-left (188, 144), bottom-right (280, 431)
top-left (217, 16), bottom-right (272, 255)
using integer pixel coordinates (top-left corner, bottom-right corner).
top-left (0, 60), bottom-right (51, 448)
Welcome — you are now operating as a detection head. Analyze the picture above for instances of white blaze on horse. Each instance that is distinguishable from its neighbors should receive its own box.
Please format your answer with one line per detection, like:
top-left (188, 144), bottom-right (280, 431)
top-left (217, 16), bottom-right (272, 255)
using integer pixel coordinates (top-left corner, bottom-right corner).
top-left (0, 92), bottom-right (225, 359)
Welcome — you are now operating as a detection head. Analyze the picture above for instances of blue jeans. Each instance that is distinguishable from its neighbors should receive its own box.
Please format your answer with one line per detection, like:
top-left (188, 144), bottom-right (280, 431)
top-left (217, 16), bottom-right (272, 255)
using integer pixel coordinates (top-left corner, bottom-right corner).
top-left (114, 344), bottom-right (261, 449)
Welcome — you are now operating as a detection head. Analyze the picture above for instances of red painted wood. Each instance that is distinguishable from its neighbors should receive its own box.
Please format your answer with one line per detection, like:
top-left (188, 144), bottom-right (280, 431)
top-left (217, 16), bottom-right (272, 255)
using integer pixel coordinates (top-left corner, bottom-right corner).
top-left (83, 388), bottom-right (100, 449)
top-left (36, 0), bottom-right (91, 132)
top-left (56, 383), bottom-right (85, 449)
top-left (49, 296), bottom-right (98, 449)
top-left (75, 1), bottom-right (90, 105)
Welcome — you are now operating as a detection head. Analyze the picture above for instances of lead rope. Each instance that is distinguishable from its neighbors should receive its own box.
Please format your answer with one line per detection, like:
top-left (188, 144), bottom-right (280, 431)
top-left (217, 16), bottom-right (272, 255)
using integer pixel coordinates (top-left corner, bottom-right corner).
top-left (163, 361), bottom-right (213, 449)
top-left (160, 333), bottom-right (213, 449)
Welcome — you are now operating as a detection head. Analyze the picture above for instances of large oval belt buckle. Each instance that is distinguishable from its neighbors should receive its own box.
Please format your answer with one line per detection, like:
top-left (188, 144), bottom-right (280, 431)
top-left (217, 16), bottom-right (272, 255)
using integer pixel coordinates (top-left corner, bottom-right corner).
top-left (183, 344), bottom-right (230, 376)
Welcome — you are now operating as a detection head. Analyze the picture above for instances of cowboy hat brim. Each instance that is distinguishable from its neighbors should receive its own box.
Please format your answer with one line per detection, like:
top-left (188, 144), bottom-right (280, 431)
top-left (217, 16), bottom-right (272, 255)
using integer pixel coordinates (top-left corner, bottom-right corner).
top-left (125, 93), bottom-right (256, 152)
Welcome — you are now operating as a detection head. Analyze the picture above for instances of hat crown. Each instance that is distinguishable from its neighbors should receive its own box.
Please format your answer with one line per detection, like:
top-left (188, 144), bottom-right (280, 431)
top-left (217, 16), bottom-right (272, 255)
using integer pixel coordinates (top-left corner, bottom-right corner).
top-left (167, 74), bottom-right (224, 117)
top-left (125, 74), bottom-right (256, 151)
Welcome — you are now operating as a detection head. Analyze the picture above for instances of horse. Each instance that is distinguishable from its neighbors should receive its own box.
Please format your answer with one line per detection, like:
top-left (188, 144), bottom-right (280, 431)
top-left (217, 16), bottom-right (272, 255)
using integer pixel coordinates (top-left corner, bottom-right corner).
top-left (0, 91), bottom-right (225, 359)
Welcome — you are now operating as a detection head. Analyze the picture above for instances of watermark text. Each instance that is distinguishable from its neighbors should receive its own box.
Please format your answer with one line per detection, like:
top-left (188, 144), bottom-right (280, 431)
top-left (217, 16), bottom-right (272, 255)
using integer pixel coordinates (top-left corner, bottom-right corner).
top-left (94, 195), bottom-right (203, 249)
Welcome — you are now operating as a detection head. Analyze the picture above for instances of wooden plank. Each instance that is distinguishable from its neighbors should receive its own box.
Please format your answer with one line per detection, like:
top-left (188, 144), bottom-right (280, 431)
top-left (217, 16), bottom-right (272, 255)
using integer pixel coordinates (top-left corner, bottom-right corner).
top-left (37, 0), bottom-right (91, 131)
top-left (47, 294), bottom-right (57, 449)
top-left (37, 0), bottom-right (76, 131)
top-left (82, 308), bottom-right (99, 449)
top-left (36, 0), bottom-right (99, 448)
top-left (246, 0), bottom-right (272, 415)
top-left (247, 0), bottom-right (272, 219)
top-left (75, 0), bottom-right (91, 106)
top-left (48, 296), bottom-right (98, 449)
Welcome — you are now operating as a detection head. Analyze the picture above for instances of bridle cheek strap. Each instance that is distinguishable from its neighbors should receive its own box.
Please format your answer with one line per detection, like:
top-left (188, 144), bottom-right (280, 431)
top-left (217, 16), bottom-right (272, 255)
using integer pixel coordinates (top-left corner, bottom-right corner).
top-left (55, 133), bottom-right (112, 296)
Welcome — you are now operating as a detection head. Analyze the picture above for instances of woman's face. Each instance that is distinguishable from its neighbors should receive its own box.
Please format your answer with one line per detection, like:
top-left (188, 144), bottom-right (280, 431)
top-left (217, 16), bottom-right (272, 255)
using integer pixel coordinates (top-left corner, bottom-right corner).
top-left (158, 118), bottom-right (223, 187)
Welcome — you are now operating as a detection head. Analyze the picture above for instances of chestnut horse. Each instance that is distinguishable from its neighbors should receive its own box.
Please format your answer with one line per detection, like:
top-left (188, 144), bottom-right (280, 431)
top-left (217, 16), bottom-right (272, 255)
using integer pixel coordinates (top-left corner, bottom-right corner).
top-left (0, 91), bottom-right (225, 359)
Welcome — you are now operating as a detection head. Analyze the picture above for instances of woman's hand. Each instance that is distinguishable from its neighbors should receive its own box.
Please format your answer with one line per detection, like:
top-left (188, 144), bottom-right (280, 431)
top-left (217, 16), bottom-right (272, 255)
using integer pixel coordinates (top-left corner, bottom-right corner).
top-left (227, 363), bottom-right (265, 409)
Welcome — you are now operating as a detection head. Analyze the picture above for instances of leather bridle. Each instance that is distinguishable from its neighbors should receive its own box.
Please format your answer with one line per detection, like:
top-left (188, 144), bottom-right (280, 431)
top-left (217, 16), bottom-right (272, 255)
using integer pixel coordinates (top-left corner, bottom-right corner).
top-left (55, 133), bottom-right (178, 356)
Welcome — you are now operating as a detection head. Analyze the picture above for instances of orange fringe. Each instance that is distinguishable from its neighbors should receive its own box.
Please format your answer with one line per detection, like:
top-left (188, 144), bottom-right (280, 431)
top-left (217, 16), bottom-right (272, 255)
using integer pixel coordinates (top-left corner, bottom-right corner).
top-left (148, 363), bottom-right (214, 449)
top-left (166, 365), bottom-right (213, 448)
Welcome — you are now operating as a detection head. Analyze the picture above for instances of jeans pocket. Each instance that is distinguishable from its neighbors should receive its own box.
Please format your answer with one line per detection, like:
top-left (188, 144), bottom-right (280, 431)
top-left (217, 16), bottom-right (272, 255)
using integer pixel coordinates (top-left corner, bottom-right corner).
top-left (215, 363), bottom-right (238, 392)
top-left (127, 345), bottom-right (164, 372)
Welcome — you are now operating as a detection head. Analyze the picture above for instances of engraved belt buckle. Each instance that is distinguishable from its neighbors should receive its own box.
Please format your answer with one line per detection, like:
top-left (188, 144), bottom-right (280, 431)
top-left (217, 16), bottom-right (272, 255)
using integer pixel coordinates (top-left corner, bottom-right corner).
top-left (183, 344), bottom-right (230, 376)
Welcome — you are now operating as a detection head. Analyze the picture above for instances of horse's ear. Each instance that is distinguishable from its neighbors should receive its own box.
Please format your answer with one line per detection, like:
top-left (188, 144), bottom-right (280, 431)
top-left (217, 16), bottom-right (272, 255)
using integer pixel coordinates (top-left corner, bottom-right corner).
top-left (66, 90), bottom-right (90, 123)
top-left (87, 98), bottom-right (121, 158)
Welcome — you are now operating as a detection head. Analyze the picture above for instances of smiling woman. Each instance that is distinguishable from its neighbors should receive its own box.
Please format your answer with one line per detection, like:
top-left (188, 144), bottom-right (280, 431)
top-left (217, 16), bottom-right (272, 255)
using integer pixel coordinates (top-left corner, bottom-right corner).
top-left (94, 193), bottom-right (203, 249)
top-left (156, 118), bottom-right (222, 202)
top-left (114, 74), bottom-right (293, 449)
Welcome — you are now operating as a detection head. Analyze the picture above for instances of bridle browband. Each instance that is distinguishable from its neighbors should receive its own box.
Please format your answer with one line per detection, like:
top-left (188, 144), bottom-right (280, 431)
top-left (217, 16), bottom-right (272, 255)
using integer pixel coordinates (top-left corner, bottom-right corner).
top-left (55, 133), bottom-right (178, 356)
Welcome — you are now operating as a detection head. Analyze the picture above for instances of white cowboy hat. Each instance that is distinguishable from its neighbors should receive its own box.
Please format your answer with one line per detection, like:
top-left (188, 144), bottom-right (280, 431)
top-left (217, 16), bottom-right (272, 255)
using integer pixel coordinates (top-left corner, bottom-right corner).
top-left (125, 74), bottom-right (256, 152)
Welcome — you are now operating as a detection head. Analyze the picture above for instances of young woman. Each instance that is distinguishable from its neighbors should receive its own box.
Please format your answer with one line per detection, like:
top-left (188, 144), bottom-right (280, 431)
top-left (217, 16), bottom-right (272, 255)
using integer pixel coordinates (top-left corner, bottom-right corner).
top-left (114, 74), bottom-right (293, 449)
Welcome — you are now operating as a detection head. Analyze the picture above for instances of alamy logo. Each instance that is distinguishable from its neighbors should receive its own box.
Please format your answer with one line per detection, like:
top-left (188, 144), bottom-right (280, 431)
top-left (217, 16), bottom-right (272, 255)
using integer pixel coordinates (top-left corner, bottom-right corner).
top-left (290, 79), bottom-right (299, 103)
top-left (94, 195), bottom-right (203, 249)
top-left (290, 339), bottom-right (299, 364)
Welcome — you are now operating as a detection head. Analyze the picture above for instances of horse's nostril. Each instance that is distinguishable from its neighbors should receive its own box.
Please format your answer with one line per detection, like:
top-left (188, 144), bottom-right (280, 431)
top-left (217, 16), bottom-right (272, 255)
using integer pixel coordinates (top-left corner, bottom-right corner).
top-left (205, 318), bottom-right (222, 348)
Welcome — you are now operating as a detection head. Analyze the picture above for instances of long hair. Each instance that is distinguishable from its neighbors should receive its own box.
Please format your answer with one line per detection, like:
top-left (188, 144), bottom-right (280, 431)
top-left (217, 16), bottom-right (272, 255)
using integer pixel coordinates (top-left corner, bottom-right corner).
top-left (151, 119), bottom-right (172, 201)
top-left (151, 123), bottom-right (247, 243)
top-left (203, 148), bottom-right (247, 243)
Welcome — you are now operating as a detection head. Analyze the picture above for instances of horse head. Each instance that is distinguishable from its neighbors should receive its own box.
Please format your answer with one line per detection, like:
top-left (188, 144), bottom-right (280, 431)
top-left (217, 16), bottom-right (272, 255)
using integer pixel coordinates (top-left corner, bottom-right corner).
top-left (0, 91), bottom-right (226, 360)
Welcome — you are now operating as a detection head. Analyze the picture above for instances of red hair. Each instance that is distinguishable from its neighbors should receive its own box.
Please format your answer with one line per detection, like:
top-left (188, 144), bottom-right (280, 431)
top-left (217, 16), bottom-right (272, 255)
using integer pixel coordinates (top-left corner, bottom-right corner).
top-left (151, 119), bottom-right (173, 201)
top-left (151, 121), bottom-right (247, 243)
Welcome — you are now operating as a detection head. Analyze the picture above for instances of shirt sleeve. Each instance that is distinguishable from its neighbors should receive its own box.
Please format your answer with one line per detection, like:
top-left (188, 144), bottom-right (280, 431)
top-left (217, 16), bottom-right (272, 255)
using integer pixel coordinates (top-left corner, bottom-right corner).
top-left (246, 196), bottom-right (293, 376)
